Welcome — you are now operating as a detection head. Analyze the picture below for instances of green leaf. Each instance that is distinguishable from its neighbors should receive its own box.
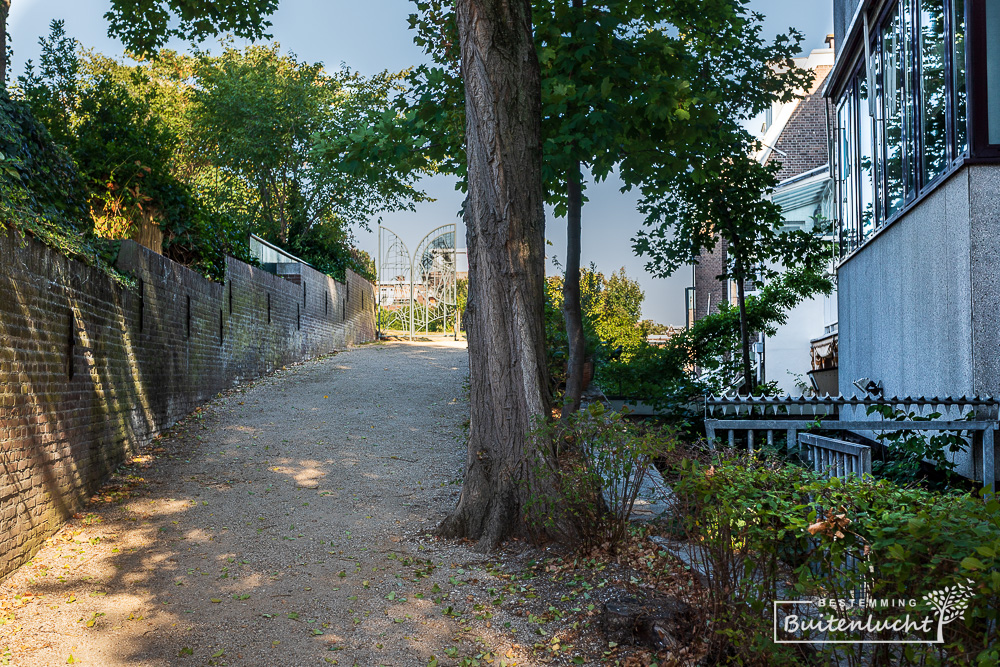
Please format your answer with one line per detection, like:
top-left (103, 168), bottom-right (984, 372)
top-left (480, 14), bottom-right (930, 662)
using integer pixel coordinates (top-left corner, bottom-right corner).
top-left (961, 556), bottom-right (986, 571)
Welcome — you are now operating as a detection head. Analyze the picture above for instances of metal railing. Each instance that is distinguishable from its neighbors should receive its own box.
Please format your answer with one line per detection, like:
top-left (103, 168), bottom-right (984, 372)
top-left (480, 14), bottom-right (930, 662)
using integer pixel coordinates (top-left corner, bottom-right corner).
top-left (706, 393), bottom-right (998, 418)
top-left (800, 433), bottom-right (871, 479)
top-left (799, 433), bottom-right (872, 602)
top-left (703, 394), bottom-right (998, 489)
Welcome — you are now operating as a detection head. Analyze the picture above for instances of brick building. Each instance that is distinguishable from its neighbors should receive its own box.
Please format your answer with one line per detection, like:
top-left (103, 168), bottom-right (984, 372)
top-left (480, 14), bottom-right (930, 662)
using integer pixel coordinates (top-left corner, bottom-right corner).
top-left (687, 41), bottom-right (838, 395)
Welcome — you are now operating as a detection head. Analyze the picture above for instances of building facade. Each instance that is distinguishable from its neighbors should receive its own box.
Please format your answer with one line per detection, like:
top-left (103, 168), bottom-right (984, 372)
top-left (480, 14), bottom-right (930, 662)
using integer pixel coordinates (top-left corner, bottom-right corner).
top-left (829, 0), bottom-right (1000, 482)
top-left (688, 43), bottom-right (838, 395)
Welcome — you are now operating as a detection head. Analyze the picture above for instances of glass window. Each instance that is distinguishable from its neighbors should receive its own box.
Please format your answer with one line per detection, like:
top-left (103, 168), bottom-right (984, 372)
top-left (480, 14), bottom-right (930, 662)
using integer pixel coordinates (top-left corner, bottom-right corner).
top-left (953, 0), bottom-right (967, 153)
top-left (882, 10), bottom-right (907, 217)
top-left (919, 0), bottom-right (948, 181)
top-left (858, 74), bottom-right (877, 240)
top-left (838, 96), bottom-right (858, 252)
top-left (903, 0), bottom-right (918, 196)
top-left (836, 0), bottom-right (975, 257)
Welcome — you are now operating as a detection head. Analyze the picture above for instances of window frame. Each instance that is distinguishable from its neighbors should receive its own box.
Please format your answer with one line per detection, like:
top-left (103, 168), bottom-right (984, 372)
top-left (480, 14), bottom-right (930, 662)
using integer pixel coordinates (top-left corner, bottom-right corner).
top-left (968, 0), bottom-right (1000, 157)
top-left (836, 0), bottom-right (973, 261)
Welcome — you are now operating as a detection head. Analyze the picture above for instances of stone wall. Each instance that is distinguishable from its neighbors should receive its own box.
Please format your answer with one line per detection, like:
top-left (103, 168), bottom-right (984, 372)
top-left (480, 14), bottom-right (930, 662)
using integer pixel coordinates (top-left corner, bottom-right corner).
top-left (0, 233), bottom-right (375, 578)
top-left (837, 165), bottom-right (1000, 484)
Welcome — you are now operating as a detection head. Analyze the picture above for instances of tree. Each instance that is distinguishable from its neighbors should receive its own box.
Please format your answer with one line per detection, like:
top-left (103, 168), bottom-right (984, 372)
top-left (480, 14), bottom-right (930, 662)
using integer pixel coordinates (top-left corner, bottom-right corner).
top-left (633, 135), bottom-right (833, 392)
top-left (434, 0), bottom-right (552, 551)
top-left (189, 45), bottom-right (427, 277)
top-left (14, 23), bottom-right (413, 280)
top-left (394, 0), bottom-right (689, 418)
top-left (535, 0), bottom-right (686, 420)
top-left (103, 0), bottom-right (279, 56)
top-left (1, 0), bottom-right (279, 90)
top-left (626, 1), bottom-right (827, 393)
top-left (349, 0), bottom-right (811, 418)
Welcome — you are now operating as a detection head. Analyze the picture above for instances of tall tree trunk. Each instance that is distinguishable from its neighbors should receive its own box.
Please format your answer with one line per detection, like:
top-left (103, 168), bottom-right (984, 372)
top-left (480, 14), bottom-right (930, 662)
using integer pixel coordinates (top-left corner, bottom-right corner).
top-left (561, 159), bottom-right (585, 418)
top-left (733, 255), bottom-right (754, 393)
top-left (1, 0), bottom-right (10, 92)
top-left (436, 0), bottom-right (552, 551)
top-left (560, 0), bottom-right (585, 420)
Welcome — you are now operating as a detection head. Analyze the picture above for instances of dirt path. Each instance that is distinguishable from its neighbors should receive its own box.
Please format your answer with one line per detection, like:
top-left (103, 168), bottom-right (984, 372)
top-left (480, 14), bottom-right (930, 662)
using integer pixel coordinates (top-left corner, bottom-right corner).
top-left (0, 340), bottom-right (538, 667)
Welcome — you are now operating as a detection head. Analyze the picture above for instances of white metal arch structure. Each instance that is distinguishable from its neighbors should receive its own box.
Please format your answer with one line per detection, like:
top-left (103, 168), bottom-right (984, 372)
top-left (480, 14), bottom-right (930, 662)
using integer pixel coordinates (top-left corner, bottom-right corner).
top-left (376, 226), bottom-right (412, 339)
top-left (411, 224), bottom-right (457, 336)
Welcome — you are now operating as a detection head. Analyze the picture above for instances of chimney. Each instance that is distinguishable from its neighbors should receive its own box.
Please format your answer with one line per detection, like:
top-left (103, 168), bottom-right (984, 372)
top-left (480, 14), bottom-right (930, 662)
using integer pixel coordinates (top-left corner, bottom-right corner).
top-left (825, 34), bottom-right (835, 50)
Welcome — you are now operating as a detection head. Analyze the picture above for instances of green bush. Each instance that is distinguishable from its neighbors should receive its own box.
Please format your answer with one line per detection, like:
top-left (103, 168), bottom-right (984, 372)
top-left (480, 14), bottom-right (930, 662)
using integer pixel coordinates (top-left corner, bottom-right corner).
top-left (673, 452), bottom-right (1000, 665)
top-left (865, 404), bottom-right (973, 490)
top-left (0, 93), bottom-right (128, 281)
top-left (526, 404), bottom-right (677, 553)
top-left (597, 269), bottom-right (834, 410)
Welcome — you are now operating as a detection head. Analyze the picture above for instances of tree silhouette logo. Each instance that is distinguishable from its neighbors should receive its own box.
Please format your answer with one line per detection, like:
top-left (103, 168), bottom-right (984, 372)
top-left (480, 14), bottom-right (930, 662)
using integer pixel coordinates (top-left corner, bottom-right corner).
top-left (922, 579), bottom-right (977, 643)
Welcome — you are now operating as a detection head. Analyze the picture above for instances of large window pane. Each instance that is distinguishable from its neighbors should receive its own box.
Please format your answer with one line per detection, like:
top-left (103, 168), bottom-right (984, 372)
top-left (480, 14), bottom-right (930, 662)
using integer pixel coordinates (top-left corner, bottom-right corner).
top-left (920, 0), bottom-right (947, 181)
top-left (903, 0), bottom-right (918, 195)
top-left (953, 0), bottom-right (967, 154)
top-left (838, 97), bottom-right (858, 252)
top-left (882, 10), bottom-right (906, 216)
top-left (873, 41), bottom-right (886, 226)
top-left (858, 74), bottom-right (877, 240)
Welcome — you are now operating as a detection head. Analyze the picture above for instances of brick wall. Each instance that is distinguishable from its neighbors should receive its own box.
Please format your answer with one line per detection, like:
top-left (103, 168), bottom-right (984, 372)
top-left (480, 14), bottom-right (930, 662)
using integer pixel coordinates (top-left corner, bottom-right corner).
top-left (766, 64), bottom-right (833, 181)
top-left (693, 238), bottom-right (729, 321)
top-left (0, 233), bottom-right (375, 579)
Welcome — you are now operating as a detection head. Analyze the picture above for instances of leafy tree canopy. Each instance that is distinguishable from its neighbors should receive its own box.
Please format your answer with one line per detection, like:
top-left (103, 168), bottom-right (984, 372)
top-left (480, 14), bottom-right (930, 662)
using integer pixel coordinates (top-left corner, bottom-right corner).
top-left (104, 0), bottom-right (279, 56)
top-left (12, 22), bottom-right (416, 281)
top-left (545, 265), bottom-right (646, 391)
top-left (189, 44), bottom-right (428, 278)
top-left (334, 0), bottom-right (810, 214)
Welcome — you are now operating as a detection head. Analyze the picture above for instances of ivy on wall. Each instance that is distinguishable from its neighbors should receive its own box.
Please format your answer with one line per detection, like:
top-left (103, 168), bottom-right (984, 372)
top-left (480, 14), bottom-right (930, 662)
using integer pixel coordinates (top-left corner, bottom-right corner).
top-left (0, 93), bottom-right (129, 282)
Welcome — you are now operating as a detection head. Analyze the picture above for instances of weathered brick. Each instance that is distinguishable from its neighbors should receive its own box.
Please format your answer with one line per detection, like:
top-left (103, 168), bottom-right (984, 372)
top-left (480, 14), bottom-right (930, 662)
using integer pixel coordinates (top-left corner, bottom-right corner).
top-left (0, 233), bottom-right (374, 581)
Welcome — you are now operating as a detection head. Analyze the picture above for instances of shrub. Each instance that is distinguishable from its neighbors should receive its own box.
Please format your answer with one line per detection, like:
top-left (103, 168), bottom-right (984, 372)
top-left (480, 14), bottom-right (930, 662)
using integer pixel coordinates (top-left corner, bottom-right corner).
top-left (527, 404), bottom-right (677, 553)
top-left (673, 452), bottom-right (1000, 665)
top-left (865, 404), bottom-right (972, 490)
top-left (0, 93), bottom-right (128, 281)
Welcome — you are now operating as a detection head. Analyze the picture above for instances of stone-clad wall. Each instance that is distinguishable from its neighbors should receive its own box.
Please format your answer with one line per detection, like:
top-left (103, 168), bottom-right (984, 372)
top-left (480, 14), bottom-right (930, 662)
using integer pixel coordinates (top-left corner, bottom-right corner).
top-left (0, 233), bottom-right (374, 578)
top-left (837, 165), bottom-right (1000, 485)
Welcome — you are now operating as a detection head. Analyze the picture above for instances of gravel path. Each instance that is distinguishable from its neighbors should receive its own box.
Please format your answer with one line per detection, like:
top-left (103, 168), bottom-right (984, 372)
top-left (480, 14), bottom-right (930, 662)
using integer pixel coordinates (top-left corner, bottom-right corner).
top-left (0, 340), bottom-right (542, 667)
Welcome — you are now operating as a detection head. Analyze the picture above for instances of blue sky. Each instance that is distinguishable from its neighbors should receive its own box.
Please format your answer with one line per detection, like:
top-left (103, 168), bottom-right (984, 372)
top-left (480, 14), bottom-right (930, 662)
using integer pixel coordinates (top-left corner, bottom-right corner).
top-left (8, 0), bottom-right (833, 326)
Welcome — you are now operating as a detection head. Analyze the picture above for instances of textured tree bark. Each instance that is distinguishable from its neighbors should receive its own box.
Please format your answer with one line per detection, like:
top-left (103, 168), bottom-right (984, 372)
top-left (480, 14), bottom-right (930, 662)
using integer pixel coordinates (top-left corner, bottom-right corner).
top-left (1, 0), bottom-right (10, 91)
top-left (437, 0), bottom-right (552, 551)
top-left (561, 159), bottom-right (585, 418)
